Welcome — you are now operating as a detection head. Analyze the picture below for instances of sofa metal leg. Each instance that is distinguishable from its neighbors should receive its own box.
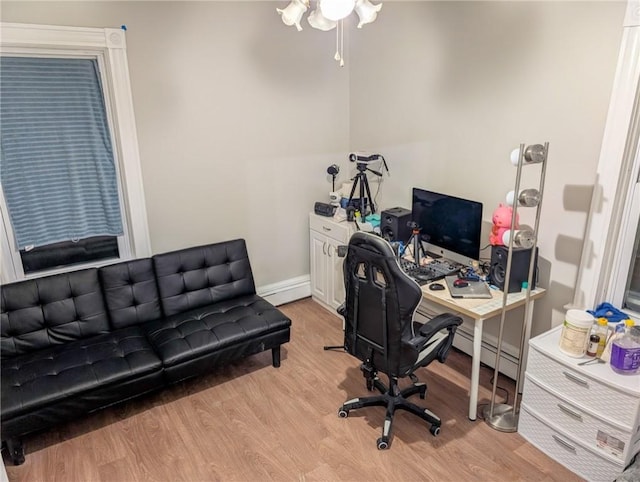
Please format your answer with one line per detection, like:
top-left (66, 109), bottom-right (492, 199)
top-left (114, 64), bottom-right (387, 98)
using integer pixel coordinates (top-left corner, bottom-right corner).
top-left (5, 438), bottom-right (25, 465)
top-left (272, 346), bottom-right (281, 367)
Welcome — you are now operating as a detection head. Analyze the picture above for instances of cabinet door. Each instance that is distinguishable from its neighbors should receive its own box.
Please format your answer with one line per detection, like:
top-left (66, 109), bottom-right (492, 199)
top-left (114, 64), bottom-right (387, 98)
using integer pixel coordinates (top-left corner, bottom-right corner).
top-left (310, 230), bottom-right (328, 302)
top-left (328, 238), bottom-right (346, 310)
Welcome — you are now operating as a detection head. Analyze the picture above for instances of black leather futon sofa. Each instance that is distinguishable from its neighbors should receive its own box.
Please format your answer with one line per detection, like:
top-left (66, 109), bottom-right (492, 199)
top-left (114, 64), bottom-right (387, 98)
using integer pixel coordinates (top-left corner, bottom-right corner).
top-left (0, 239), bottom-right (291, 465)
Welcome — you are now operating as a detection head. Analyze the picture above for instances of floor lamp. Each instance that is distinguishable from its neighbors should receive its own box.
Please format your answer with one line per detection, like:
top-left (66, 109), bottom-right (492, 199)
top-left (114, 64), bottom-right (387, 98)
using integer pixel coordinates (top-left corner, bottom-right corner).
top-left (483, 142), bottom-right (549, 432)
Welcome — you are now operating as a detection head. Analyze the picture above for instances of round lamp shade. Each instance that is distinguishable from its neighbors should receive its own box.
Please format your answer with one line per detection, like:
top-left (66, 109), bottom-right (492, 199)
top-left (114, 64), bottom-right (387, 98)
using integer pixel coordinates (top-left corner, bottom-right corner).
top-left (320, 0), bottom-right (356, 21)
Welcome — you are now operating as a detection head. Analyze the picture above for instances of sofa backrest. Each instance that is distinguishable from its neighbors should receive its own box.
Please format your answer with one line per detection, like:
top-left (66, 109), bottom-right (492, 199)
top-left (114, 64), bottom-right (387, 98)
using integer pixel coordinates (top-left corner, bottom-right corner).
top-left (0, 268), bottom-right (110, 359)
top-left (153, 239), bottom-right (256, 317)
top-left (99, 258), bottom-right (162, 330)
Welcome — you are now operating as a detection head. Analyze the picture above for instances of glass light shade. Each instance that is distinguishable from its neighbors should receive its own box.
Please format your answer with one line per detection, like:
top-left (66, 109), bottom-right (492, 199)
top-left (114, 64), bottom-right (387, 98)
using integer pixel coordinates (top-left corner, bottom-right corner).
top-left (276, 0), bottom-right (309, 31)
top-left (320, 0), bottom-right (356, 21)
top-left (354, 0), bottom-right (382, 28)
top-left (510, 144), bottom-right (545, 166)
top-left (502, 229), bottom-right (535, 249)
top-left (308, 7), bottom-right (337, 30)
top-left (506, 189), bottom-right (540, 207)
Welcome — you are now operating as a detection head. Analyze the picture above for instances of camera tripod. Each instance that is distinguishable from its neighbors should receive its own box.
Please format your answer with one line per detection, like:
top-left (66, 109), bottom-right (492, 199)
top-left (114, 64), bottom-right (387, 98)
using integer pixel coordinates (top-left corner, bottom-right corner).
top-left (347, 162), bottom-right (381, 215)
top-left (405, 222), bottom-right (427, 264)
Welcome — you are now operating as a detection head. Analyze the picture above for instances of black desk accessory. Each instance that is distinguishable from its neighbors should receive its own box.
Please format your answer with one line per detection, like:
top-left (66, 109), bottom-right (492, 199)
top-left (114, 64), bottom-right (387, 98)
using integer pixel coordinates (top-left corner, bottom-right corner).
top-left (314, 202), bottom-right (336, 217)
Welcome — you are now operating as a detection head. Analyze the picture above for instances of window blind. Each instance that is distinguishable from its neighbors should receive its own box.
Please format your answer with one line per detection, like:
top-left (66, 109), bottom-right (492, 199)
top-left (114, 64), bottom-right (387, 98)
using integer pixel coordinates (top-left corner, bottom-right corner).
top-left (0, 57), bottom-right (123, 249)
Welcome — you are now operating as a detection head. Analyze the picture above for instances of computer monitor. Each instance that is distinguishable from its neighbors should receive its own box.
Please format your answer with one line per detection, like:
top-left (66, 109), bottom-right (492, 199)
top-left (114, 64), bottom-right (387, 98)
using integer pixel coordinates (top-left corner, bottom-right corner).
top-left (411, 187), bottom-right (483, 266)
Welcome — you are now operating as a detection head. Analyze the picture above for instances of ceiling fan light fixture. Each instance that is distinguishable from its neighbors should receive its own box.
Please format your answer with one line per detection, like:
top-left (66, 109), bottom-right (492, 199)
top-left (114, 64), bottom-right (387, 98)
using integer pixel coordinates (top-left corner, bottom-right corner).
top-left (308, 6), bottom-right (337, 31)
top-left (320, 0), bottom-right (356, 21)
top-left (276, 0), bottom-right (309, 31)
top-left (354, 0), bottom-right (382, 28)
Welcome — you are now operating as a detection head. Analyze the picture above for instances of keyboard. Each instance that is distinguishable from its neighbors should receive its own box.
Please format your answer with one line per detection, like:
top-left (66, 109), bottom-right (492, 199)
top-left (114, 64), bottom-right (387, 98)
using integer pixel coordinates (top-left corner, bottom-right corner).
top-left (398, 258), bottom-right (461, 285)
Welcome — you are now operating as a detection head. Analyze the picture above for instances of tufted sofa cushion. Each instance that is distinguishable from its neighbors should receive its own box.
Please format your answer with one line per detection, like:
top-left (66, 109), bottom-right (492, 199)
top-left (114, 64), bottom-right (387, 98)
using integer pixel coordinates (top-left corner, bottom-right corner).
top-left (153, 240), bottom-right (256, 317)
top-left (1, 326), bottom-right (162, 421)
top-left (144, 294), bottom-right (290, 366)
top-left (1, 269), bottom-right (109, 359)
top-left (99, 258), bottom-right (162, 330)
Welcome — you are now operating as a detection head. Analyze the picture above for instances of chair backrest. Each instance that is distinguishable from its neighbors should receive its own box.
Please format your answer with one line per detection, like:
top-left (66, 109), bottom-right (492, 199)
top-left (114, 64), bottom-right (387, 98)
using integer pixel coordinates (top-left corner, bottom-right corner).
top-left (342, 232), bottom-right (423, 377)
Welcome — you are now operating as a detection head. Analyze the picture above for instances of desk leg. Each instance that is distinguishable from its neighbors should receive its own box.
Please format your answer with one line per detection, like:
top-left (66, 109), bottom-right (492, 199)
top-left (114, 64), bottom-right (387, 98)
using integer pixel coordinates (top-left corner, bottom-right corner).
top-left (469, 317), bottom-right (484, 421)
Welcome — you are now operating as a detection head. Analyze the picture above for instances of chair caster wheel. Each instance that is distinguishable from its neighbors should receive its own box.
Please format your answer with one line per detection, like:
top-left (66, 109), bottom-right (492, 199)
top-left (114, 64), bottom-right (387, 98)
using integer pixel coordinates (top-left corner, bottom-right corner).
top-left (430, 425), bottom-right (441, 436)
top-left (419, 387), bottom-right (427, 399)
top-left (376, 437), bottom-right (389, 450)
top-left (338, 408), bottom-right (349, 418)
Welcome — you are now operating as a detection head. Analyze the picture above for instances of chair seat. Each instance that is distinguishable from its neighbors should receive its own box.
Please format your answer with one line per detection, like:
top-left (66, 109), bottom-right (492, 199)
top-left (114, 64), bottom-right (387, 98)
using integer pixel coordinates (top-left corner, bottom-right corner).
top-left (1, 326), bottom-right (162, 420)
top-left (143, 294), bottom-right (291, 368)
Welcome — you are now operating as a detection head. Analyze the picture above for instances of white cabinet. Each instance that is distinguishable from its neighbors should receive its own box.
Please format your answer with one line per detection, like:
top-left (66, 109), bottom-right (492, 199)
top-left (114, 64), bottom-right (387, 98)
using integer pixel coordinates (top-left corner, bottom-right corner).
top-left (309, 213), bottom-right (355, 312)
top-left (519, 326), bottom-right (640, 481)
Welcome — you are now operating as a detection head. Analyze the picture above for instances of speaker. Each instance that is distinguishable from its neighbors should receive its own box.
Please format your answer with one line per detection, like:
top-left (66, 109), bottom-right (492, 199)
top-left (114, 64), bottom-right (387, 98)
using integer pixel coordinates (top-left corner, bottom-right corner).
top-left (490, 245), bottom-right (538, 293)
top-left (380, 207), bottom-right (412, 242)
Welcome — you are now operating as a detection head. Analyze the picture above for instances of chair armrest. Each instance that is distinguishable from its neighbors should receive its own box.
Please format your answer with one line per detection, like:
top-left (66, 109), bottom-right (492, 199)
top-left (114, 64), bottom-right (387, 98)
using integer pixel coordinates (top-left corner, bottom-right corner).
top-left (407, 313), bottom-right (463, 364)
top-left (418, 313), bottom-right (463, 340)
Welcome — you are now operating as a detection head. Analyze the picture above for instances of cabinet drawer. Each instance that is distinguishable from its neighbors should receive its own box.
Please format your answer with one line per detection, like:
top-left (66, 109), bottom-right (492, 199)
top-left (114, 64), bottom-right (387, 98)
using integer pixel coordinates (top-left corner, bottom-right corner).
top-left (309, 215), bottom-right (352, 244)
top-left (527, 347), bottom-right (637, 427)
top-left (523, 374), bottom-right (636, 463)
top-left (519, 406), bottom-right (624, 482)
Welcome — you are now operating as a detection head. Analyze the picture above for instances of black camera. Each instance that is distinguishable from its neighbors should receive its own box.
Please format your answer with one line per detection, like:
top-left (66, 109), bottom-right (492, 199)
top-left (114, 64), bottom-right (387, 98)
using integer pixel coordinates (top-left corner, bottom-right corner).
top-left (349, 153), bottom-right (380, 164)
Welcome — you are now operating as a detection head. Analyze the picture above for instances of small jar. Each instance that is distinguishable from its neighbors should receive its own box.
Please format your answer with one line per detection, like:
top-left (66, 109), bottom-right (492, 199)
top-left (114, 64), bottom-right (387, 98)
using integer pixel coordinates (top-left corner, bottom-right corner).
top-left (586, 334), bottom-right (600, 357)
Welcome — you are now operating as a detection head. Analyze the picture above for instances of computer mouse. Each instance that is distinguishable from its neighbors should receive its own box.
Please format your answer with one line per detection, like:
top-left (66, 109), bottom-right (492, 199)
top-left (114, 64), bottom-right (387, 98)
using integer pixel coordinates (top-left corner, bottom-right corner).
top-left (429, 283), bottom-right (445, 291)
top-left (453, 279), bottom-right (469, 288)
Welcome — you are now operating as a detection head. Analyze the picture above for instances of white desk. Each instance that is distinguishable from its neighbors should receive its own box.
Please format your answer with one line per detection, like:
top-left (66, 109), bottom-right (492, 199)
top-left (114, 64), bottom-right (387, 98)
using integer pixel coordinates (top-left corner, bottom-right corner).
top-left (420, 281), bottom-right (546, 421)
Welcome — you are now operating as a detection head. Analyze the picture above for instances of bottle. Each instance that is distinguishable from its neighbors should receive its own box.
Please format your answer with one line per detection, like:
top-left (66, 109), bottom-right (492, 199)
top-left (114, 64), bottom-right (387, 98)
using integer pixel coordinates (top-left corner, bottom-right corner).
top-left (595, 317), bottom-right (609, 358)
top-left (610, 319), bottom-right (640, 375)
top-left (586, 334), bottom-right (600, 357)
top-left (601, 321), bottom-right (626, 362)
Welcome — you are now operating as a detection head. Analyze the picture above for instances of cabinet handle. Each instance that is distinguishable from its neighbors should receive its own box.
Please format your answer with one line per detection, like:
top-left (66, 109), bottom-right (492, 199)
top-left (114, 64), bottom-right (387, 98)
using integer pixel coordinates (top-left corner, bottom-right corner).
top-left (323, 226), bottom-right (332, 232)
top-left (552, 434), bottom-right (577, 453)
top-left (562, 371), bottom-right (588, 387)
top-left (328, 245), bottom-right (334, 257)
top-left (557, 403), bottom-right (584, 422)
top-left (322, 242), bottom-right (327, 255)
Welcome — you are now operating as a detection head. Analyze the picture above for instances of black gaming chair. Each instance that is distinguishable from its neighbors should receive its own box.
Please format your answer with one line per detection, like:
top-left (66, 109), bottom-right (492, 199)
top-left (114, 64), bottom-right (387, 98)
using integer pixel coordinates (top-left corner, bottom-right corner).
top-left (337, 232), bottom-right (462, 449)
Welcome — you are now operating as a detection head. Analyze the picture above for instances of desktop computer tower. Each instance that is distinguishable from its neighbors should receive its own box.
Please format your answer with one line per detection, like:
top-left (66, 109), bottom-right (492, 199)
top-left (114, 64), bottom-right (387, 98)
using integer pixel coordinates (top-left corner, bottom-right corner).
top-left (490, 245), bottom-right (538, 293)
top-left (381, 207), bottom-right (412, 243)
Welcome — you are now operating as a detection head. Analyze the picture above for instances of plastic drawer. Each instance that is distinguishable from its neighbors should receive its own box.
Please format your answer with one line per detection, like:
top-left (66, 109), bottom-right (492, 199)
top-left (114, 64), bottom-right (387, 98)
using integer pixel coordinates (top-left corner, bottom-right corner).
top-left (519, 406), bottom-right (624, 482)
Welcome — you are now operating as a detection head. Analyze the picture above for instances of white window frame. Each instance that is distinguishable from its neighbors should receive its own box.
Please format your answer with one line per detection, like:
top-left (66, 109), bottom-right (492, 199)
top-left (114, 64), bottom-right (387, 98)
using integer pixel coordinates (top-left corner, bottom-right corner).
top-left (573, 1), bottom-right (640, 316)
top-left (0, 23), bottom-right (151, 283)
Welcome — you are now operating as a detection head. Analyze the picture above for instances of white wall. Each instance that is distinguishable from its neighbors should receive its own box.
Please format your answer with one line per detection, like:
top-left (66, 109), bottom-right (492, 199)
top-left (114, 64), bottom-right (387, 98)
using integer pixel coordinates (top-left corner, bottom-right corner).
top-left (349, 1), bottom-right (626, 344)
top-left (1, 1), bottom-right (351, 287)
top-left (0, 2), bottom-right (627, 345)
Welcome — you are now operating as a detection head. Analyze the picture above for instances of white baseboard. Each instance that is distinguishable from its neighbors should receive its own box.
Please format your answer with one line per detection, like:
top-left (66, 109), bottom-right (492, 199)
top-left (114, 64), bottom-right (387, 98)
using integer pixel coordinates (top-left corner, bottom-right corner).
top-left (452, 323), bottom-right (520, 381)
top-left (257, 275), bottom-right (311, 307)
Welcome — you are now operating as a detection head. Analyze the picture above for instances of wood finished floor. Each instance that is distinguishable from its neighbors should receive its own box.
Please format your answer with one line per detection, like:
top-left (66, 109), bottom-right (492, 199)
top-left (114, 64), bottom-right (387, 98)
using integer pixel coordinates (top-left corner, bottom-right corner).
top-left (3, 298), bottom-right (583, 482)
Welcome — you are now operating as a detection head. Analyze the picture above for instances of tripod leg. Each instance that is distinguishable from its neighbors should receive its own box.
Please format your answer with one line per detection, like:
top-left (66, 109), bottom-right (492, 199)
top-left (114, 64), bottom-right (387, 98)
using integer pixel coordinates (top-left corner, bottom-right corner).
top-left (359, 173), bottom-right (366, 214)
top-left (348, 177), bottom-right (359, 204)
top-left (362, 175), bottom-right (376, 214)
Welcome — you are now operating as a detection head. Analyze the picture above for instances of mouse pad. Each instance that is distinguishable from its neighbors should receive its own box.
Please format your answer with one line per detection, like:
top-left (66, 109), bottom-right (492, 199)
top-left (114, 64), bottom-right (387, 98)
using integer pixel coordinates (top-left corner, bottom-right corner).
top-left (445, 275), bottom-right (492, 299)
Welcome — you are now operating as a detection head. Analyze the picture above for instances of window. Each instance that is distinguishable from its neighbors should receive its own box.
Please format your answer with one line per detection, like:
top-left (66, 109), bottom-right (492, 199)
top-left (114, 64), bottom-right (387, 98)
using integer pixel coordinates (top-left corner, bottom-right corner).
top-left (609, 140), bottom-right (640, 315)
top-left (1, 56), bottom-right (125, 274)
top-left (0, 23), bottom-right (151, 283)
top-left (573, 5), bottom-right (640, 319)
